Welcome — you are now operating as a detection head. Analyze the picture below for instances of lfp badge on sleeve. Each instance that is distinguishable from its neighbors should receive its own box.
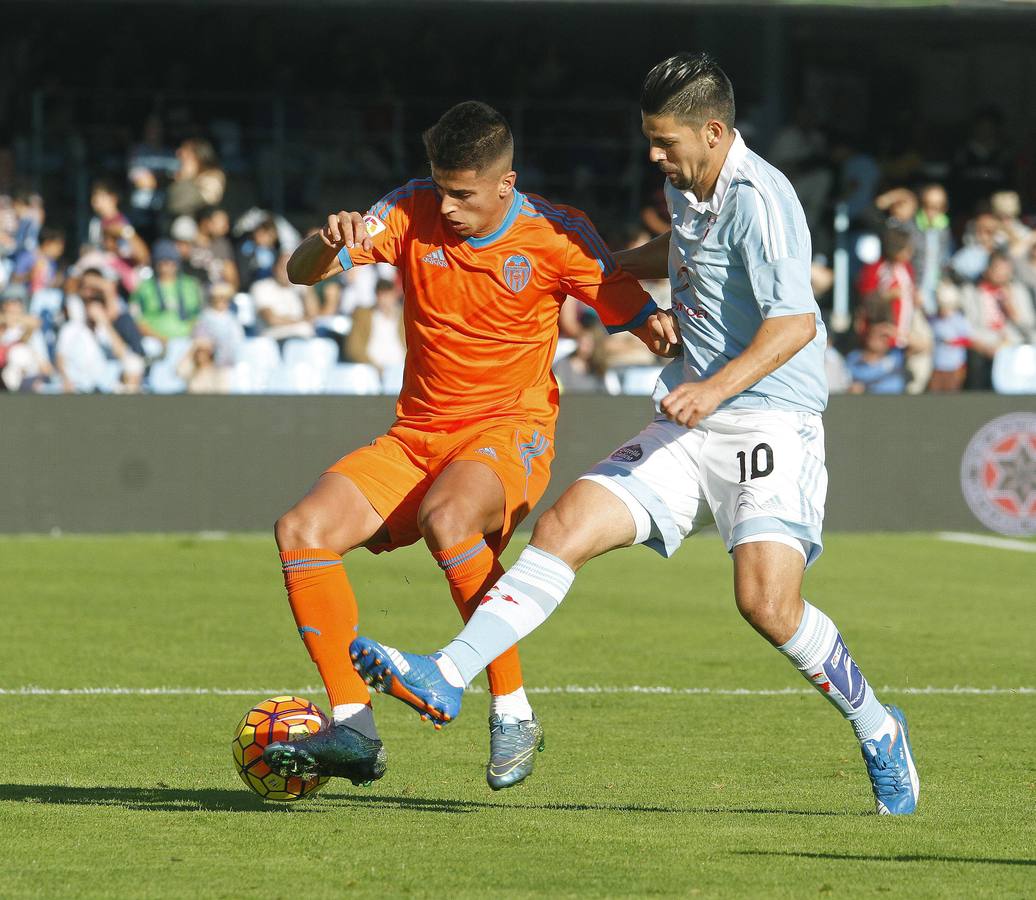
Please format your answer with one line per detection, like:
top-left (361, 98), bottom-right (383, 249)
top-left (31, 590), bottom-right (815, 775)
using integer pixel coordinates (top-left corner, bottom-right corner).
top-left (960, 412), bottom-right (1036, 536)
top-left (502, 254), bottom-right (532, 293)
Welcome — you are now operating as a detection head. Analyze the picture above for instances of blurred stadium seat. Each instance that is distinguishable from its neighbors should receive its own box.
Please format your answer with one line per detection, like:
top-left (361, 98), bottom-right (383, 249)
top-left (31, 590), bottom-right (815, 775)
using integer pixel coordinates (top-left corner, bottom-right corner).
top-left (324, 363), bottom-right (382, 395)
top-left (992, 344), bottom-right (1036, 394)
top-left (381, 363), bottom-right (404, 395)
top-left (620, 365), bottom-right (664, 396)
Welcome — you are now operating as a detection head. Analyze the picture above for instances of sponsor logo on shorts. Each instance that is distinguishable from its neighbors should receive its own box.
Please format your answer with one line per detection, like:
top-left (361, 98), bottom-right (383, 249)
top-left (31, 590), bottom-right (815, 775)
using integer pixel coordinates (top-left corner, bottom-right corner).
top-left (502, 254), bottom-right (533, 293)
top-left (475, 447), bottom-right (498, 460)
top-left (961, 412), bottom-right (1036, 536)
top-left (610, 444), bottom-right (643, 463)
top-left (363, 214), bottom-right (386, 237)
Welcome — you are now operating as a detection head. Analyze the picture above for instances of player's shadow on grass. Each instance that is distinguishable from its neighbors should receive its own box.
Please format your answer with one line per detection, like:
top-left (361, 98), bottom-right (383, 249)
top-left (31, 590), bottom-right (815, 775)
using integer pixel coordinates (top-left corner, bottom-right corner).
top-left (1, 784), bottom-right (849, 817)
top-left (736, 850), bottom-right (1036, 868)
top-left (327, 794), bottom-right (851, 817)
top-left (0, 784), bottom-right (325, 813)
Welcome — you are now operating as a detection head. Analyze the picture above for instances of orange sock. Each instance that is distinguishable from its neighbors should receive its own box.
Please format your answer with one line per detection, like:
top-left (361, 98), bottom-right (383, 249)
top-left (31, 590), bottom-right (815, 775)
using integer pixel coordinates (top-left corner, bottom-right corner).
top-left (432, 535), bottom-right (524, 696)
top-left (280, 548), bottom-right (370, 709)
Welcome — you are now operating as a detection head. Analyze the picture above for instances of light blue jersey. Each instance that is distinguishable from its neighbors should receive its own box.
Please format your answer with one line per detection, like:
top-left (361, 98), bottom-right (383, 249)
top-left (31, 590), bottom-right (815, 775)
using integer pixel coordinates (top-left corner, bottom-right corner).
top-left (655, 130), bottom-right (828, 414)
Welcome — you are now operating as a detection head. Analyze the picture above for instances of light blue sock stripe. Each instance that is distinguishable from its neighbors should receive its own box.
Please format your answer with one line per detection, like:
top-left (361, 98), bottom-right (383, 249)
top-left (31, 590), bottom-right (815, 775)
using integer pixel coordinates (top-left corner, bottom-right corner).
top-left (437, 539), bottom-right (488, 570)
top-left (282, 559), bottom-right (341, 571)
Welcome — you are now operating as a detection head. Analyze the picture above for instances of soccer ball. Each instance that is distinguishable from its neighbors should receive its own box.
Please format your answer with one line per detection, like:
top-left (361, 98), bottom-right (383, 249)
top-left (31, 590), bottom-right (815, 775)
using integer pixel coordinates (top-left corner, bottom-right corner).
top-left (231, 695), bottom-right (330, 802)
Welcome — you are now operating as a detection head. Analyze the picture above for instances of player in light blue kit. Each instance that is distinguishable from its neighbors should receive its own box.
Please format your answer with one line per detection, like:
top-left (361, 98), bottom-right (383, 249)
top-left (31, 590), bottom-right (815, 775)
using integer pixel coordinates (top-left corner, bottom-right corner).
top-left (351, 53), bottom-right (920, 814)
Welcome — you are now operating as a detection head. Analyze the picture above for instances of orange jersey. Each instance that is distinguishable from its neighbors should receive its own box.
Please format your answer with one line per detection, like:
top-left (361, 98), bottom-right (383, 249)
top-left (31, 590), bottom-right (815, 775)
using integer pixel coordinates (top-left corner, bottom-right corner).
top-left (338, 179), bottom-right (655, 431)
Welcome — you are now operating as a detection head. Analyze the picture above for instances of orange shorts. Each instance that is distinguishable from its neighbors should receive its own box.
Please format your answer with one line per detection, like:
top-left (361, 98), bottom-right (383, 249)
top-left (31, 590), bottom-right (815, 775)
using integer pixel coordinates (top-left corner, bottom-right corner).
top-left (326, 420), bottom-right (555, 554)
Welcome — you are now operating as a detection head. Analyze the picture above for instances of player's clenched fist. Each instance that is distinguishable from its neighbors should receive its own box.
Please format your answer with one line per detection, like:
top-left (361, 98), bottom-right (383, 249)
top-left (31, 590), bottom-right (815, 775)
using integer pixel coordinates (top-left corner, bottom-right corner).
top-left (660, 380), bottom-right (724, 429)
top-left (320, 211), bottom-right (373, 252)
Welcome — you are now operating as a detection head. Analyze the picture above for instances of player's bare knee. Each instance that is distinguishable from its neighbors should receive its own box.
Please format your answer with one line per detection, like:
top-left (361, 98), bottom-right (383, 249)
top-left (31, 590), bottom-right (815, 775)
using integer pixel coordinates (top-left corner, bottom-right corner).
top-left (530, 506), bottom-right (590, 569)
top-left (735, 586), bottom-right (799, 642)
top-left (275, 505), bottom-right (339, 552)
top-left (418, 499), bottom-right (475, 548)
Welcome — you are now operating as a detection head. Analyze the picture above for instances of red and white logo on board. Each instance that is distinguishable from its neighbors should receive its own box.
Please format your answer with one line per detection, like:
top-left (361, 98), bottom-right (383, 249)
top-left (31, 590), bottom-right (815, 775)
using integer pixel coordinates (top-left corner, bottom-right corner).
top-left (961, 412), bottom-right (1036, 536)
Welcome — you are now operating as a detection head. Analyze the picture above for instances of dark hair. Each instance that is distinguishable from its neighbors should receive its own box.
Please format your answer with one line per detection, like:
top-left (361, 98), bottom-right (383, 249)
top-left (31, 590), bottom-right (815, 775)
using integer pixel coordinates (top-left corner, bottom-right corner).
top-left (641, 52), bottom-right (735, 128)
top-left (374, 279), bottom-right (396, 294)
top-left (422, 101), bottom-right (514, 173)
top-left (39, 226), bottom-right (64, 244)
top-left (91, 179), bottom-right (119, 198)
top-left (881, 227), bottom-right (913, 260)
top-left (182, 138), bottom-right (219, 173)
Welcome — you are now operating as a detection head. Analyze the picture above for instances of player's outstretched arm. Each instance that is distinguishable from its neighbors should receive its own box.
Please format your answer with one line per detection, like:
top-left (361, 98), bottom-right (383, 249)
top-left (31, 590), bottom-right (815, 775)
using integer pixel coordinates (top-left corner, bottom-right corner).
top-left (613, 230), bottom-right (670, 280)
top-left (286, 211), bottom-right (374, 285)
top-left (660, 312), bottom-right (817, 428)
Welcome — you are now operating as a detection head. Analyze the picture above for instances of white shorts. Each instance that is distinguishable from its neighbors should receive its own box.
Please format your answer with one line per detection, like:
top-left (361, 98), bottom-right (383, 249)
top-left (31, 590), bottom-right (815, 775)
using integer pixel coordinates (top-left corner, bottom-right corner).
top-left (581, 409), bottom-right (827, 568)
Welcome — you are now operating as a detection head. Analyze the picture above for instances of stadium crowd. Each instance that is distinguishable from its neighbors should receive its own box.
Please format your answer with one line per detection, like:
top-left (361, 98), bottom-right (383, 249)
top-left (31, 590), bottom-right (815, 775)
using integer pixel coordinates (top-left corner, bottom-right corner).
top-left (2, 112), bottom-right (1035, 397)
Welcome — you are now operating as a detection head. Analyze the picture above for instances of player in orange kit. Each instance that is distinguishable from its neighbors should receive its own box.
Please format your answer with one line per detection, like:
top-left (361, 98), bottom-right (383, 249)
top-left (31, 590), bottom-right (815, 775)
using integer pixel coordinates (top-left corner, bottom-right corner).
top-left (263, 101), bottom-right (678, 790)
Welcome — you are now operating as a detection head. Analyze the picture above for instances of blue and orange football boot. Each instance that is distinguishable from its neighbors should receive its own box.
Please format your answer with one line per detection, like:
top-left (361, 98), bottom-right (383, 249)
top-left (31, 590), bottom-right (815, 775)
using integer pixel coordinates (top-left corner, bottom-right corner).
top-left (350, 637), bottom-right (463, 727)
top-left (861, 705), bottom-right (920, 815)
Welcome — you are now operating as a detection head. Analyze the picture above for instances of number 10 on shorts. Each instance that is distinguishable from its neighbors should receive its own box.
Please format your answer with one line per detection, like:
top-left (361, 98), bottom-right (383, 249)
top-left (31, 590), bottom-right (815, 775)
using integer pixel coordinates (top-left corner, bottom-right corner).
top-left (737, 443), bottom-right (774, 482)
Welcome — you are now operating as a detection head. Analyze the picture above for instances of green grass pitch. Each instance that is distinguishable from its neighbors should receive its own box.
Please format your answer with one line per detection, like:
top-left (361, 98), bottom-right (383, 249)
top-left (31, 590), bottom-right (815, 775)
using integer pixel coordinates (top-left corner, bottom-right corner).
top-left (1, 533), bottom-right (1033, 898)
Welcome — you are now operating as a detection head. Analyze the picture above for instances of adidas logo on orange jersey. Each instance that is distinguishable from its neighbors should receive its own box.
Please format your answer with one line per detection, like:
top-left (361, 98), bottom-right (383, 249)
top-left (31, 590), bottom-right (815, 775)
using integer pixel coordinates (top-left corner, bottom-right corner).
top-left (421, 247), bottom-right (448, 268)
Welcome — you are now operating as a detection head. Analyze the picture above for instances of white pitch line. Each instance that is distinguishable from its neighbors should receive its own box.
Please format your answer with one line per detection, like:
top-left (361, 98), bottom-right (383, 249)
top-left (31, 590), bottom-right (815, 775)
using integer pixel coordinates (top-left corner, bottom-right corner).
top-left (0, 685), bottom-right (1031, 697)
top-left (938, 532), bottom-right (1036, 552)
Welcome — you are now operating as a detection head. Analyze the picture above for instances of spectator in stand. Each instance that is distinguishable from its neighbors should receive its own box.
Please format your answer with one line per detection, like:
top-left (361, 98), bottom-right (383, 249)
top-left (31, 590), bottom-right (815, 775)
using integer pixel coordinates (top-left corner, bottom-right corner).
top-left (1014, 238), bottom-right (1036, 299)
top-left (127, 166), bottom-right (164, 244)
top-left (77, 267), bottom-right (146, 359)
top-left (1, 285), bottom-right (52, 391)
top-left (346, 278), bottom-right (405, 371)
top-left (845, 321), bottom-right (906, 395)
top-left (252, 251), bottom-right (318, 341)
top-left (928, 281), bottom-right (972, 393)
top-left (857, 227), bottom-right (917, 349)
top-left (11, 227), bottom-right (65, 295)
top-left (553, 327), bottom-right (610, 394)
top-left (193, 281), bottom-right (243, 368)
top-left (951, 211), bottom-right (1000, 283)
top-left (194, 206), bottom-right (239, 289)
top-left (989, 191), bottom-right (1036, 260)
top-left (875, 187), bottom-right (918, 233)
top-left (55, 291), bottom-right (143, 393)
top-left (167, 138), bottom-right (226, 219)
top-left (127, 114), bottom-right (178, 179)
top-left (176, 334), bottom-right (229, 394)
top-left (960, 251), bottom-right (1036, 389)
top-left (8, 190), bottom-right (43, 260)
top-left (87, 181), bottom-right (149, 264)
top-left (951, 107), bottom-right (1013, 217)
top-left (912, 184), bottom-right (953, 315)
top-left (130, 239), bottom-right (204, 347)
top-left (856, 229), bottom-right (933, 393)
top-left (169, 215), bottom-right (211, 284)
top-left (237, 216), bottom-right (280, 290)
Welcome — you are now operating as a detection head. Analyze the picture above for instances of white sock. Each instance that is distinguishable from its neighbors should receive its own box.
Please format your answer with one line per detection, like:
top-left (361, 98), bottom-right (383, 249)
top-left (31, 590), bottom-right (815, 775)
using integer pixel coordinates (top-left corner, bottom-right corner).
top-left (778, 600), bottom-right (892, 744)
top-left (332, 702), bottom-right (379, 740)
top-left (443, 546), bottom-right (575, 685)
top-left (490, 686), bottom-right (533, 721)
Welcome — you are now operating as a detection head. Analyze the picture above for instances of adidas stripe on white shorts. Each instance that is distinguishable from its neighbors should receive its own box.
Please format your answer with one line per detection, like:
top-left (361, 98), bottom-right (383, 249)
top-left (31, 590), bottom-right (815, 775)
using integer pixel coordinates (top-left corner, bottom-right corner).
top-left (581, 409), bottom-right (827, 567)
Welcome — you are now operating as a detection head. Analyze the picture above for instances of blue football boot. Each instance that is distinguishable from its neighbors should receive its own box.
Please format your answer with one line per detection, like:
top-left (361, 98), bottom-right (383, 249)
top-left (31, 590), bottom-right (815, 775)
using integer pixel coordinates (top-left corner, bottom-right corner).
top-left (861, 705), bottom-right (920, 815)
top-left (350, 636), bottom-right (463, 727)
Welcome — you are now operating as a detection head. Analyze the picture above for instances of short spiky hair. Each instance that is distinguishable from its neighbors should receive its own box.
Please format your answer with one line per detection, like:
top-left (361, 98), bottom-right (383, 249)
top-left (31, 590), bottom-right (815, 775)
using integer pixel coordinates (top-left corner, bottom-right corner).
top-left (641, 52), bottom-right (735, 128)
top-left (422, 101), bottom-right (514, 173)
